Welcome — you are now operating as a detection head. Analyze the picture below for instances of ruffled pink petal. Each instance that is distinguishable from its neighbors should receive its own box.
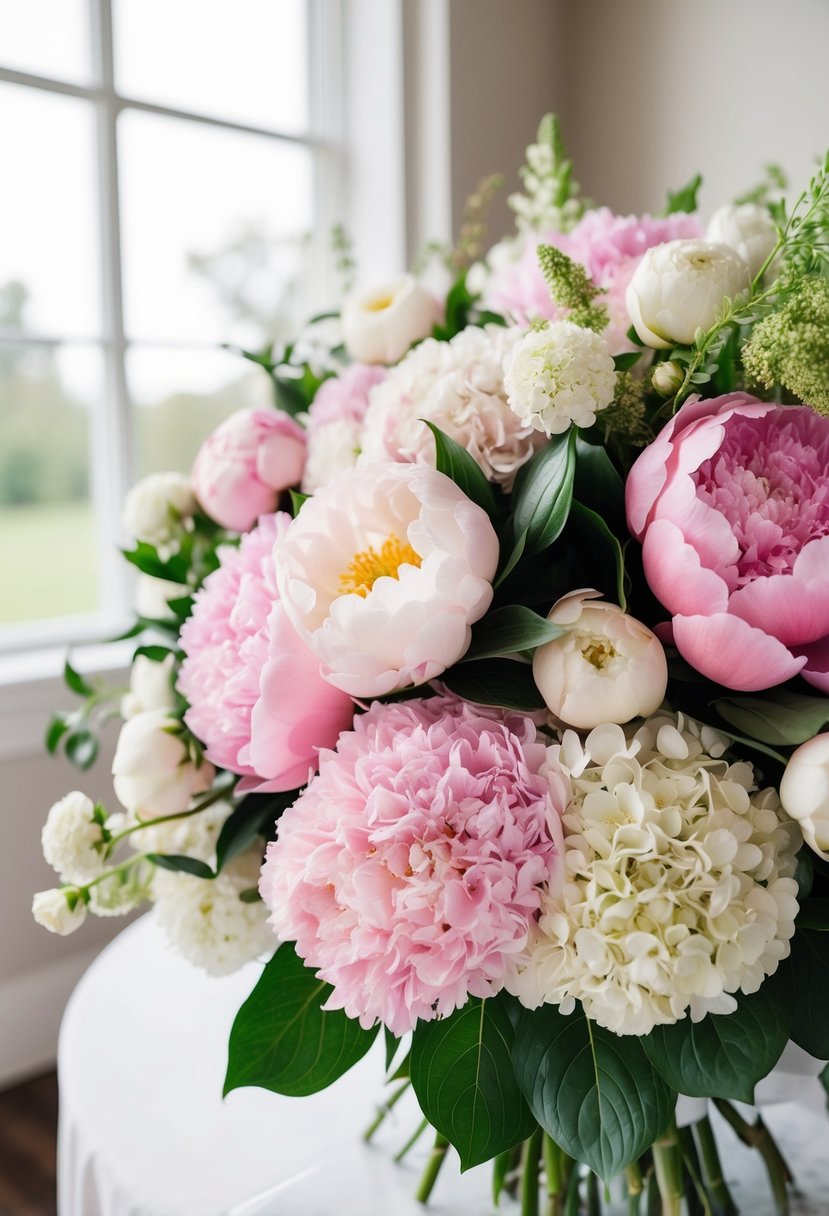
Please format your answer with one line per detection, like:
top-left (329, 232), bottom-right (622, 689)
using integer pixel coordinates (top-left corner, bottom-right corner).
top-left (795, 635), bottom-right (829, 693)
top-left (642, 519), bottom-right (729, 616)
top-left (672, 612), bottom-right (806, 691)
top-left (728, 541), bottom-right (829, 648)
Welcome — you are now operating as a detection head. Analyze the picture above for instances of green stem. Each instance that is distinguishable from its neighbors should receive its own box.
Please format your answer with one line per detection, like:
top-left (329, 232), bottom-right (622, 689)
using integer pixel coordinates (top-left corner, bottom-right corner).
top-left (626, 1163), bottom-right (644, 1216)
top-left (652, 1123), bottom-right (685, 1216)
top-left (586, 1171), bottom-right (601, 1216)
top-left (362, 1079), bottom-right (411, 1143)
top-left (679, 1126), bottom-right (712, 1216)
top-left (563, 1162), bottom-right (581, 1216)
top-left (520, 1127), bottom-right (543, 1216)
top-left (645, 1169), bottom-right (660, 1216)
top-left (713, 1100), bottom-right (792, 1215)
top-left (394, 1116), bottom-right (428, 1162)
top-left (415, 1132), bottom-right (450, 1205)
top-left (106, 780), bottom-right (237, 850)
top-left (543, 1134), bottom-right (572, 1208)
top-left (694, 1116), bottom-right (737, 1216)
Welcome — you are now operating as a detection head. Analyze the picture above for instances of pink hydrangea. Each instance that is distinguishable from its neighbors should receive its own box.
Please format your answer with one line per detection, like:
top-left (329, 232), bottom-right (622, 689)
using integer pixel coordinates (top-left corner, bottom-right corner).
top-left (259, 695), bottom-right (566, 1034)
top-left (308, 364), bottom-right (386, 428)
top-left (627, 395), bottom-right (829, 692)
top-left (178, 513), bottom-right (354, 790)
top-left (484, 208), bottom-right (702, 352)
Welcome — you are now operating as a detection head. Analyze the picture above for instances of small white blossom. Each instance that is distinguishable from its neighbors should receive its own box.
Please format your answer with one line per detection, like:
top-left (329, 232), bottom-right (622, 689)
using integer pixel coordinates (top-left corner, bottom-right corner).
top-left (32, 888), bottom-right (87, 936)
top-left (121, 653), bottom-right (177, 720)
top-left (41, 791), bottom-right (106, 884)
top-left (780, 733), bottom-right (829, 860)
top-left (504, 321), bottom-right (616, 436)
top-left (302, 419), bottom-right (362, 493)
top-left (112, 710), bottom-right (214, 819)
top-left (134, 574), bottom-right (189, 621)
top-left (122, 472), bottom-right (196, 554)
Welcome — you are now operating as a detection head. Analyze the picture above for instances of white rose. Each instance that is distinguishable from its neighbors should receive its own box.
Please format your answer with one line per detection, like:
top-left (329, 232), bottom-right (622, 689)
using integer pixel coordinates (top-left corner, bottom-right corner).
top-left (626, 239), bottom-right (750, 349)
top-left (341, 275), bottom-right (440, 365)
top-left (533, 590), bottom-right (668, 729)
top-left (41, 790), bottom-right (106, 884)
top-left (135, 573), bottom-right (189, 621)
top-left (121, 653), bottom-right (177, 720)
top-left (122, 472), bottom-right (196, 550)
top-left (780, 734), bottom-right (829, 859)
top-left (504, 321), bottom-right (616, 436)
top-left (32, 888), bottom-right (87, 936)
top-left (706, 203), bottom-right (778, 279)
top-left (112, 709), bottom-right (214, 819)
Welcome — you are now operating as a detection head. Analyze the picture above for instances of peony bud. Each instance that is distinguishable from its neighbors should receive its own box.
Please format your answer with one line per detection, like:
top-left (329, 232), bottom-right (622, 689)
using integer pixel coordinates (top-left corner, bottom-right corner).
top-left (780, 733), bottom-right (829, 860)
top-left (112, 709), bottom-right (214, 819)
top-left (32, 888), bottom-right (87, 936)
top-left (626, 239), bottom-right (750, 349)
top-left (122, 472), bottom-right (196, 551)
top-left (121, 653), bottom-right (177, 720)
top-left (341, 275), bottom-right (440, 365)
top-left (651, 359), bottom-right (684, 397)
top-left (533, 590), bottom-right (668, 729)
top-left (706, 203), bottom-right (778, 279)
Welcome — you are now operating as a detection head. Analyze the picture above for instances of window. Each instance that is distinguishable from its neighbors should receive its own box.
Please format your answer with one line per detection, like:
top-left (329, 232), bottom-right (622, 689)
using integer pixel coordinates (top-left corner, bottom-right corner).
top-left (0, 0), bottom-right (340, 647)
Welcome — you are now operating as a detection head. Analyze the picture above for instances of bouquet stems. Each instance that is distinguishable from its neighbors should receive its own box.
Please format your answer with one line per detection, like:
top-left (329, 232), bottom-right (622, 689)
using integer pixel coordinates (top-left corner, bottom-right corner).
top-left (415, 1131), bottom-right (450, 1204)
top-left (652, 1123), bottom-right (685, 1216)
top-left (362, 1078), bottom-right (410, 1143)
top-left (544, 1134), bottom-right (573, 1215)
top-left (520, 1127), bottom-right (544, 1216)
top-left (693, 1116), bottom-right (737, 1216)
top-left (713, 1100), bottom-right (792, 1215)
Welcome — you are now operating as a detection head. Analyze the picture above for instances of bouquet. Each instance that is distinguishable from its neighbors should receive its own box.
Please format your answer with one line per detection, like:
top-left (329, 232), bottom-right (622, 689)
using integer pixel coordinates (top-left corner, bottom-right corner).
top-left (35, 115), bottom-right (829, 1214)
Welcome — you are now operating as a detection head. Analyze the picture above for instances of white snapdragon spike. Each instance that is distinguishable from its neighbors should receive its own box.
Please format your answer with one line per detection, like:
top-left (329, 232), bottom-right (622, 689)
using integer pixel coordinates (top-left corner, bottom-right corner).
top-left (112, 709), bottom-right (214, 819)
top-left (507, 714), bottom-right (801, 1035)
top-left (120, 653), bottom-right (177, 719)
top-left (32, 888), bottom-right (87, 936)
top-left (341, 275), bottom-right (440, 365)
top-left (626, 239), bottom-right (751, 349)
top-left (706, 203), bottom-right (778, 279)
top-left (41, 791), bottom-right (106, 885)
top-left (533, 591), bottom-right (668, 728)
top-left (780, 734), bottom-right (829, 860)
top-left (122, 472), bottom-right (196, 553)
top-left (504, 321), bottom-right (616, 436)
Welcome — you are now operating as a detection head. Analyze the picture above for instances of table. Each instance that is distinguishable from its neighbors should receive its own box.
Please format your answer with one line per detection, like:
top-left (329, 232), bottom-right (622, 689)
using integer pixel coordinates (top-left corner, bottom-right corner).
top-left (58, 915), bottom-right (829, 1215)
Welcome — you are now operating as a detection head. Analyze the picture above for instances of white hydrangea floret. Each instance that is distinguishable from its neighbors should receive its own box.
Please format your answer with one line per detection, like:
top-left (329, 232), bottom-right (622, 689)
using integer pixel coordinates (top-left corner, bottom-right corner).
top-left (41, 790), bottom-right (106, 884)
top-left (32, 888), bottom-right (87, 935)
top-left (302, 419), bottom-right (362, 494)
top-left (504, 321), bottom-right (616, 436)
top-left (509, 713), bottom-right (801, 1035)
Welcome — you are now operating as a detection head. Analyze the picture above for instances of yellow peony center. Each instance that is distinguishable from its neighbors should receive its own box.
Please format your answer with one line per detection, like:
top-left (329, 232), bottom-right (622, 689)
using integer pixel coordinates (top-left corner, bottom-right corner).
top-left (580, 637), bottom-right (617, 670)
top-left (339, 532), bottom-right (421, 598)
top-left (364, 292), bottom-right (394, 312)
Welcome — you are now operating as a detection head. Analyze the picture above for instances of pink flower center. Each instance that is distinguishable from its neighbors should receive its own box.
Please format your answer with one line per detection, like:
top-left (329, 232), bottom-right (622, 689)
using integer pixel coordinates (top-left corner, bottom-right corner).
top-left (693, 410), bottom-right (829, 584)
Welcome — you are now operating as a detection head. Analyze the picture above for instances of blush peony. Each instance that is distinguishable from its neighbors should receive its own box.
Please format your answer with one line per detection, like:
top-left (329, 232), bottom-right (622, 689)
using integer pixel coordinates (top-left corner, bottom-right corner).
top-left (259, 695), bottom-right (566, 1034)
top-left (627, 395), bottom-right (829, 692)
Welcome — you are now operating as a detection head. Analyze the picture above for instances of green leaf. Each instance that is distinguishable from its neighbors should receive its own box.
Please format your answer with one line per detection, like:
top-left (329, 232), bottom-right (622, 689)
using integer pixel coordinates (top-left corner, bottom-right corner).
top-left (512, 1004), bottom-right (675, 1180)
top-left (64, 729), bottom-right (99, 770)
top-left (433, 273), bottom-right (474, 340)
top-left (464, 606), bottom-right (563, 663)
top-left (784, 930), bottom-right (829, 1058)
top-left (215, 790), bottom-right (295, 874)
top-left (442, 658), bottom-right (546, 712)
top-left (511, 428), bottom-right (577, 557)
top-left (714, 690), bottom-right (829, 747)
top-left (494, 528), bottom-right (527, 589)
top-left (796, 899), bottom-right (829, 930)
top-left (423, 421), bottom-right (499, 520)
top-left (569, 502), bottom-right (626, 609)
top-left (573, 437), bottom-right (624, 520)
top-left (290, 489), bottom-right (311, 517)
top-left (410, 994), bottom-right (537, 1171)
top-left (663, 173), bottom-right (702, 215)
top-left (224, 943), bottom-right (378, 1097)
top-left (133, 644), bottom-right (175, 663)
top-left (642, 987), bottom-right (789, 1103)
top-left (63, 658), bottom-right (93, 699)
top-left (613, 351), bottom-right (643, 372)
top-left (146, 853), bottom-right (215, 879)
top-left (384, 1027), bottom-right (400, 1073)
top-left (45, 713), bottom-right (71, 755)
top-left (122, 540), bottom-right (189, 585)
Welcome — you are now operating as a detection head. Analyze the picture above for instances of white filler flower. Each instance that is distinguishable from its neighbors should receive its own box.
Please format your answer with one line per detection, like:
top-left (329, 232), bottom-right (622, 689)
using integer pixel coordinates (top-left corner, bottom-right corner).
top-left (780, 733), bottom-right (829, 860)
top-left (504, 321), bottom-right (616, 436)
top-left (32, 888), bottom-right (87, 936)
top-left (41, 790), bottom-right (106, 884)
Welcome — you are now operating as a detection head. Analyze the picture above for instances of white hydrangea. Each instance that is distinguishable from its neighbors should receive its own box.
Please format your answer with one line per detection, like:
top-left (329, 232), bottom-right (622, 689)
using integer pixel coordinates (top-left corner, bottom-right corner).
top-left (88, 860), bottom-right (154, 917)
top-left (509, 714), bottom-right (801, 1035)
top-left (41, 791), bottom-right (106, 884)
top-left (504, 321), bottom-right (616, 436)
top-left (122, 472), bottom-right (196, 554)
top-left (359, 324), bottom-right (544, 489)
top-left (32, 888), bottom-right (87, 935)
top-left (302, 419), bottom-right (361, 493)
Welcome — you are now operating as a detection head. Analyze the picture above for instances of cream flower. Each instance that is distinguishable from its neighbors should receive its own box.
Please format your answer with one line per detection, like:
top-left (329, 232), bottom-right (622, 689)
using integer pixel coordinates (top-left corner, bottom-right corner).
top-left (32, 888), bottom-right (87, 936)
top-left (120, 653), bottom-right (177, 720)
top-left (706, 203), bottom-right (778, 279)
top-left (302, 419), bottom-right (362, 493)
top-left (780, 734), bottom-right (829, 860)
top-left (122, 472), bottom-right (196, 553)
top-left (112, 710), bottom-right (214, 819)
top-left (41, 791), bottom-right (106, 884)
top-left (276, 462), bottom-right (500, 697)
top-left (509, 714), bottom-right (801, 1035)
top-left (341, 275), bottom-right (440, 365)
top-left (504, 322), bottom-right (616, 436)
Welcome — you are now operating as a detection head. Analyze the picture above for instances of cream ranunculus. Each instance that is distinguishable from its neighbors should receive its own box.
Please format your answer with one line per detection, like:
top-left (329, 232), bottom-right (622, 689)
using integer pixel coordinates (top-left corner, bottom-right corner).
top-left (32, 888), bottom-right (87, 935)
top-left (121, 653), bottom-right (177, 719)
top-left (122, 472), bottom-right (196, 552)
top-left (706, 203), bottom-right (778, 279)
top-left (532, 590), bottom-right (668, 728)
top-left (341, 275), bottom-right (440, 365)
top-left (112, 709), bottom-right (214, 819)
top-left (626, 239), bottom-right (751, 349)
top-left (780, 734), bottom-right (829, 859)
top-left (41, 790), bottom-right (106, 884)
top-left (276, 462), bottom-right (500, 697)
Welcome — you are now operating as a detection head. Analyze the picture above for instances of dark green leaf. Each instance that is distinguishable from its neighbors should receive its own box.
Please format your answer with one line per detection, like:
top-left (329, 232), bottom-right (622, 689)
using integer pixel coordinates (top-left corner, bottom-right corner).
top-left (133, 645), bottom-right (175, 663)
top-left (512, 1003), bottom-right (675, 1180)
top-left (239, 887), bottom-right (262, 903)
top-left (423, 421), bottom-right (499, 520)
top-left (166, 595), bottom-right (194, 621)
top-left (796, 899), bottom-right (829, 931)
top-left (411, 994), bottom-right (537, 1171)
top-left (384, 1027), bottom-right (400, 1073)
top-left (573, 437), bottom-right (624, 520)
top-left (122, 541), bottom-right (189, 585)
top-left (494, 528), bottom-right (527, 589)
top-left (464, 605), bottom-right (563, 662)
top-left (714, 690), bottom-right (829, 747)
top-left (64, 730), bottom-right (98, 770)
top-left (663, 173), bottom-right (702, 215)
top-left (613, 351), bottom-right (643, 372)
top-left (569, 502), bottom-right (626, 608)
top-left (642, 987), bottom-right (788, 1103)
top-left (290, 489), bottom-right (311, 517)
top-left (784, 930), bottom-right (829, 1057)
top-left (215, 790), bottom-right (296, 874)
top-left (433, 273), bottom-right (474, 340)
top-left (146, 853), bottom-right (215, 879)
top-left (511, 428), bottom-right (577, 557)
top-left (45, 713), bottom-right (71, 755)
top-left (224, 943), bottom-right (378, 1096)
top-left (442, 658), bottom-right (545, 712)
top-left (63, 659), bottom-right (93, 698)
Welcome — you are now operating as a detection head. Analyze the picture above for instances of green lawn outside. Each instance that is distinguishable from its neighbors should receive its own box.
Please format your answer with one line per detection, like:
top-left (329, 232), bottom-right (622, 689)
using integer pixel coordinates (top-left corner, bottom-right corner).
top-left (0, 502), bottom-right (98, 624)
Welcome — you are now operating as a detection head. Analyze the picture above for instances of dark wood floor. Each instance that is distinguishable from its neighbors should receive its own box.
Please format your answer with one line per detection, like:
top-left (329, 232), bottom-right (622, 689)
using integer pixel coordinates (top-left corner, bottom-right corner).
top-left (0, 1073), bottom-right (57, 1216)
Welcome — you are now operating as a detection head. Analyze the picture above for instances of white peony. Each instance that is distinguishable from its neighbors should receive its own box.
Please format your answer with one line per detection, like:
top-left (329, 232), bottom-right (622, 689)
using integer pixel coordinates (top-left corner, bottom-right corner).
top-left (504, 322), bottom-right (616, 436)
top-left (341, 275), bottom-right (440, 365)
top-left (32, 888), bottom-right (87, 936)
top-left (121, 653), bottom-right (177, 719)
top-left (112, 709), bottom-right (214, 819)
top-left (780, 734), bottom-right (829, 860)
top-left (508, 714), bottom-right (801, 1035)
top-left (41, 790), bottom-right (106, 884)
top-left (626, 239), bottom-right (751, 349)
top-left (533, 591), bottom-right (668, 729)
top-left (302, 419), bottom-right (362, 493)
top-left (706, 203), bottom-right (778, 279)
top-left (360, 325), bottom-right (543, 488)
top-left (122, 472), bottom-right (196, 552)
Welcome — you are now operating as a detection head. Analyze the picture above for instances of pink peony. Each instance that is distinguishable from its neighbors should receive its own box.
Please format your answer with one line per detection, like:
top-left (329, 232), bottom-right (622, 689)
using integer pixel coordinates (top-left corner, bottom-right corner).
top-left (484, 208), bottom-right (701, 353)
top-left (303, 364), bottom-right (386, 493)
top-left (627, 394), bottom-right (829, 692)
top-left (178, 514), bottom-right (354, 790)
top-left (192, 408), bottom-right (306, 532)
top-left (308, 364), bottom-right (386, 428)
top-left (259, 695), bottom-right (566, 1033)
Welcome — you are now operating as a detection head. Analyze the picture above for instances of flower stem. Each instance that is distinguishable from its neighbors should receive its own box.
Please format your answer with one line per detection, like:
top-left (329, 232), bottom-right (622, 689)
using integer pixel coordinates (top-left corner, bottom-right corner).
top-left (106, 780), bottom-right (237, 850)
top-left (678, 1125), bottom-right (712, 1216)
top-left (652, 1123), bottom-right (685, 1216)
top-left (693, 1115), bottom-right (737, 1216)
top-left (415, 1131), bottom-right (450, 1205)
top-left (713, 1099), bottom-right (792, 1215)
top-left (394, 1116), bottom-right (428, 1163)
top-left (520, 1127), bottom-right (543, 1216)
top-left (625, 1163), bottom-right (644, 1216)
top-left (362, 1078), bottom-right (410, 1143)
top-left (543, 1134), bottom-right (573, 1215)
top-left (586, 1170), bottom-right (601, 1215)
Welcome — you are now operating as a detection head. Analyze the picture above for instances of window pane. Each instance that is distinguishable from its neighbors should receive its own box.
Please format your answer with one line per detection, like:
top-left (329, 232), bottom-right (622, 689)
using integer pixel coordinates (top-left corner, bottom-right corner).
top-left (113, 0), bottom-right (309, 134)
top-left (0, 0), bottom-right (91, 84)
top-left (0, 84), bottom-right (101, 338)
top-left (0, 344), bottom-right (100, 625)
top-left (128, 346), bottom-right (268, 478)
top-left (119, 111), bottom-right (313, 348)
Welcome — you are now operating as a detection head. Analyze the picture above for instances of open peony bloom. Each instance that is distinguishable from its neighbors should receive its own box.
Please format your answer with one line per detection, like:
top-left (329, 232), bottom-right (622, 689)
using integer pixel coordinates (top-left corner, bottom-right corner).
top-left (341, 275), bottom-right (441, 365)
top-left (627, 394), bottom-right (829, 692)
top-left (259, 695), bottom-right (566, 1034)
top-left (276, 462), bottom-right (500, 697)
top-left (192, 408), bottom-right (306, 532)
top-left (780, 734), bottom-right (829, 860)
top-left (533, 591), bottom-right (668, 728)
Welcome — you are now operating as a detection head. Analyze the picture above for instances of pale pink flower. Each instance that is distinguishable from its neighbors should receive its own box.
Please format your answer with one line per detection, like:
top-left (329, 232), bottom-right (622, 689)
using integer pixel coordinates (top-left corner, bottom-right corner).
top-left (303, 364), bottom-right (386, 493)
top-left (192, 408), bottom-right (306, 532)
top-left (627, 395), bottom-right (829, 692)
top-left (259, 695), bottom-right (566, 1034)
top-left (178, 514), bottom-right (353, 790)
top-left (276, 462), bottom-right (500, 697)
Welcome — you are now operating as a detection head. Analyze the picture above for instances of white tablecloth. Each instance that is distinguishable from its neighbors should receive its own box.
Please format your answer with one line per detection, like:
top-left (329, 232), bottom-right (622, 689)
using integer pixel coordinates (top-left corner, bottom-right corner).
top-left (58, 915), bottom-right (829, 1216)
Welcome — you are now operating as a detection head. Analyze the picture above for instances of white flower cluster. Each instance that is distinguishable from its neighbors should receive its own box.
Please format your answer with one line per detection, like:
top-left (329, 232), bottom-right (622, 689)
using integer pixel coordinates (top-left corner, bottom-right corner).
top-left (504, 321), bottom-right (616, 436)
top-left (41, 791), bottom-right (106, 884)
top-left (510, 714), bottom-right (801, 1035)
top-left (360, 325), bottom-right (543, 488)
top-left (122, 472), bottom-right (196, 555)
